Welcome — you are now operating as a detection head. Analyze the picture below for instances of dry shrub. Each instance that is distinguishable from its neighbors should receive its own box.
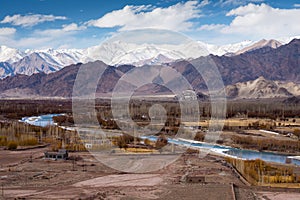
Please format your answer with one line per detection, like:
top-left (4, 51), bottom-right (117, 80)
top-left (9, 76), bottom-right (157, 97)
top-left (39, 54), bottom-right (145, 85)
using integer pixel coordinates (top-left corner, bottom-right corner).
top-left (7, 141), bottom-right (18, 150)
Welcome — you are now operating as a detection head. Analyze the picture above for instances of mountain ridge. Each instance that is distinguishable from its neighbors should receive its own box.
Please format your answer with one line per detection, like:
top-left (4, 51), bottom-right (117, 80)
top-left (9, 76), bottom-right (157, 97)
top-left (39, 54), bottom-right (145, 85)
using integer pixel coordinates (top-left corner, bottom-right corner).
top-left (0, 39), bottom-right (299, 99)
top-left (225, 76), bottom-right (300, 99)
top-left (234, 39), bottom-right (282, 55)
top-left (1, 37), bottom-right (298, 79)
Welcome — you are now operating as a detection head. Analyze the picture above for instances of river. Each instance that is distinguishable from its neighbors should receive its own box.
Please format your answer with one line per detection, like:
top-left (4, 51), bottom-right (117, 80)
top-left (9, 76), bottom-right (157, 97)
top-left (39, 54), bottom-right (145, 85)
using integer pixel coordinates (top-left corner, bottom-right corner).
top-left (20, 114), bottom-right (63, 127)
top-left (20, 113), bottom-right (300, 166)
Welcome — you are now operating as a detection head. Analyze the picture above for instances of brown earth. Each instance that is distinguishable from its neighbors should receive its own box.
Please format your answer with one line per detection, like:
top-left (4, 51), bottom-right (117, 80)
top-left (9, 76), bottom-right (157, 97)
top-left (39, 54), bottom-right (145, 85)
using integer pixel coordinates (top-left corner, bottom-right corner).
top-left (0, 147), bottom-right (300, 199)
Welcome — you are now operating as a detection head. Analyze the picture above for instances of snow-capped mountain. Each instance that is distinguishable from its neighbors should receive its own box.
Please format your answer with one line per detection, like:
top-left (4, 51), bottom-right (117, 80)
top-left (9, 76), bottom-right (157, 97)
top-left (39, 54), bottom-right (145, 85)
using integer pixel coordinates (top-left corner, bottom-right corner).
top-left (0, 48), bottom-right (85, 78)
top-left (12, 53), bottom-right (62, 75)
top-left (198, 40), bottom-right (254, 56)
top-left (1, 39), bottom-right (299, 99)
top-left (83, 36), bottom-right (299, 65)
top-left (82, 40), bottom-right (209, 66)
top-left (0, 40), bottom-right (210, 78)
top-left (0, 36), bottom-right (299, 78)
top-left (234, 39), bottom-right (282, 55)
top-left (25, 48), bottom-right (84, 67)
top-left (0, 45), bottom-right (26, 63)
top-left (226, 76), bottom-right (300, 99)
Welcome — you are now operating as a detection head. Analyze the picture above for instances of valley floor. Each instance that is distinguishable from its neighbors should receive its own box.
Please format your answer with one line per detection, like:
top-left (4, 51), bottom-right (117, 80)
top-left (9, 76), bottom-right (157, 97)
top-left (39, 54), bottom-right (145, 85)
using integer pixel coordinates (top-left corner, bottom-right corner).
top-left (0, 148), bottom-right (300, 199)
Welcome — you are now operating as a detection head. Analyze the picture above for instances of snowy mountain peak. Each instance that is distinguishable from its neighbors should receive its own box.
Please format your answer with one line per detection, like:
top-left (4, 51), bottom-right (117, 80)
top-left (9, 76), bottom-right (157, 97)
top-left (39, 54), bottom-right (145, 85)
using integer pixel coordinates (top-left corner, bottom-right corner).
top-left (0, 45), bottom-right (26, 63)
top-left (83, 40), bottom-right (190, 66)
top-left (235, 39), bottom-right (282, 55)
top-left (198, 40), bottom-right (254, 56)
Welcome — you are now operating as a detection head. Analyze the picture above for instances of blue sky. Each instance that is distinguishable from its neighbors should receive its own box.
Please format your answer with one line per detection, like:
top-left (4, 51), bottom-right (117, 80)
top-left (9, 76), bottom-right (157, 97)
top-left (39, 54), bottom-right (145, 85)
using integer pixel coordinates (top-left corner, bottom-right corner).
top-left (0, 0), bottom-right (299, 49)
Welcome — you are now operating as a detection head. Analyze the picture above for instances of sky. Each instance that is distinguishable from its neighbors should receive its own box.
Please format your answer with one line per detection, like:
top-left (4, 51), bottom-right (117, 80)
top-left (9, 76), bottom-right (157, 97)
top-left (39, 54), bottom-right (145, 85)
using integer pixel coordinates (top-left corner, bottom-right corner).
top-left (0, 0), bottom-right (299, 49)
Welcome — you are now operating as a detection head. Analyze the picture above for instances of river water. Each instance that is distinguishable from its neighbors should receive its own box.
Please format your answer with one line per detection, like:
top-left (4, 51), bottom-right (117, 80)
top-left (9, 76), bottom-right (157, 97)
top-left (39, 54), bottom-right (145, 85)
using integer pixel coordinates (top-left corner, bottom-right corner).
top-left (20, 114), bottom-right (300, 166)
top-left (20, 114), bottom-right (63, 127)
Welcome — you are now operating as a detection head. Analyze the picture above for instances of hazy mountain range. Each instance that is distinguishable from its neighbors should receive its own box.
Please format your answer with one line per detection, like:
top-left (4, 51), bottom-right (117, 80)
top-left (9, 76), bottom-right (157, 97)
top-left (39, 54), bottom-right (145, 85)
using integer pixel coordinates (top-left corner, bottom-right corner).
top-left (0, 38), bottom-right (299, 99)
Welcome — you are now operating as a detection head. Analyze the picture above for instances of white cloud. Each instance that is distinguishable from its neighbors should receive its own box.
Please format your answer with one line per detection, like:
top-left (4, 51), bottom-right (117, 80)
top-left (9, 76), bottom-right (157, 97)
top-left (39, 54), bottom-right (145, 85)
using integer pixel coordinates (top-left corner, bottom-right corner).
top-left (198, 24), bottom-right (226, 31)
top-left (15, 37), bottom-right (53, 49)
top-left (199, 3), bottom-right (300, 41)
top-left (294, 4), bottom-right (300, 8)
top-left (220, 3), bottom-right (300, 38)
top-left (0, 28), bottom-right (17, 49)
top-left (0, 14), bottom-right (67, 27)
top-left (0, 27), bottom-right (16, 35)
top-left (62, 23), bottom-right (85, 31)
top-left (35, 23), bottom-right (86, 36)
top-left (218, 0), bottom-right (264, 6)
top-left (86, 1), bottom-right (207, 31)
top-left (0, 34), bottom-right (80, 50)
top-left (0, 23), bottom-right (88, 49)
top-left (199, 0), bottom-right (210, 7)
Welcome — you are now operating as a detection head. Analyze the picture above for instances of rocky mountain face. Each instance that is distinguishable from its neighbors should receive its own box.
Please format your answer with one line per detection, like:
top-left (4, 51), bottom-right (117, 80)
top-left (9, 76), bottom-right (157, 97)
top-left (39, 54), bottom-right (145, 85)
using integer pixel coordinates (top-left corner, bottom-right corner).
top-left (212, 39), bottom-right (300, 85)
top-left (0, 39), bottom-right (299, 99)
top-left (283, 96), bottom-right (300, 104)
top-left (0, 62), bottom-right (13, 78)
top-left (0, 63), bottom-right (80, 98)
top-left (0, 60), bottom-right (208, 98)
top-left (12, 53), bottom-right (62, 75)
top-left (0, 61), bottom-right (129, 98)
top-left (225, 76), bottom-right (300, 99)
